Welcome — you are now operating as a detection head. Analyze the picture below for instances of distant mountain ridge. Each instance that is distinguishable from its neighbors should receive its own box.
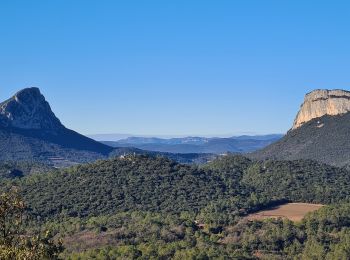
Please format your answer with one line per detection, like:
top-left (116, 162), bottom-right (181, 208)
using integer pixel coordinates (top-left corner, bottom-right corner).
top-left (116, 136), bottom-right (210, 145)
top-left (102, 134), bottom-right (283, 154)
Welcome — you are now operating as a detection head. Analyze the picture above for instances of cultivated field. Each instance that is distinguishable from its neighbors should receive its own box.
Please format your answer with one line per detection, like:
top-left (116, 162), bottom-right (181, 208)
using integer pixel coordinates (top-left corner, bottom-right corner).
top-left (246, 203), bottom-right (324, 222)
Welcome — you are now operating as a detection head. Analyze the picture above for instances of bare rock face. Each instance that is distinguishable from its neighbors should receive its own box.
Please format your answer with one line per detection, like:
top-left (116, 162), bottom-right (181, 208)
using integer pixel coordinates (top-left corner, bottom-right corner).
top-left (0, 87), bottom-right (64, 130)
top-left (292, 89), bottom-right (350, 130)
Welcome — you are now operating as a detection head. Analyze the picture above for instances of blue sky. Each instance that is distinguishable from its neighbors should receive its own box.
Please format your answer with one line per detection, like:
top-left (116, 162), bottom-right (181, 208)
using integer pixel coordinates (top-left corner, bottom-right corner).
top-left (1, 0), bottom-right (350, 136)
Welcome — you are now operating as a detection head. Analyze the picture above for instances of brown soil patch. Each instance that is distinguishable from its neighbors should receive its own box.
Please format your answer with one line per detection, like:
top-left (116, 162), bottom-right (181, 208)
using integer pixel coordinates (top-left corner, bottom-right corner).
top-left (62, 230), bottom-right (121, 253)
top-left (246, 203), bottom-right (324, 222)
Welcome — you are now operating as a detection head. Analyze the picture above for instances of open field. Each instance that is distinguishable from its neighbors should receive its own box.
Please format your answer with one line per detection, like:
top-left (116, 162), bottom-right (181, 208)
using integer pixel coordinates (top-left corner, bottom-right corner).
top-left (246, 203), bottom-right (324, 222)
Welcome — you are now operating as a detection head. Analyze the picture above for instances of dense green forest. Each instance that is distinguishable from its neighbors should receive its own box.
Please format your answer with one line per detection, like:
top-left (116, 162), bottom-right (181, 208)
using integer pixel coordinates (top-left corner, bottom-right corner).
top-left (7, 155), bottom-right (350, 220)
top-left (0, 161), bottom-right (55, 179)
top-left (2, 154), bottom-right (350, 259)
top-left (250, 113), bottom-right (350, 168)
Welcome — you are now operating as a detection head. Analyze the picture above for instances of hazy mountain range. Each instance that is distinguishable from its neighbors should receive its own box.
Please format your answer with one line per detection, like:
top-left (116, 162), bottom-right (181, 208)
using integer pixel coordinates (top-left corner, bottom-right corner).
top-left (100, 134), bottom-right (283, 154)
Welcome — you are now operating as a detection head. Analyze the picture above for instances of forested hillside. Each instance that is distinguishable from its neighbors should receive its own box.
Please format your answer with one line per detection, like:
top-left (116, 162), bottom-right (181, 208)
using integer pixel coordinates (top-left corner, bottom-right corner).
top-left (0, 161), bottom-right (55, 179)
top-left (3, 155), bottom-right (350, 258)
top-left (250, 113), bottom-right (350, 167)
top-left (12, 156), bottom-right (253, 219)
top-left (4, 155), bottom-right (350, 220)
top-left (42, 203), bottom-right (350, 259)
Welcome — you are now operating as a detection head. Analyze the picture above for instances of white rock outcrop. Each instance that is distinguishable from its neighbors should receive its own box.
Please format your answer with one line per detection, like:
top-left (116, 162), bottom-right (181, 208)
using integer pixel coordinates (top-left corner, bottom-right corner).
top-left (292, 89), bottom-right (350, 130)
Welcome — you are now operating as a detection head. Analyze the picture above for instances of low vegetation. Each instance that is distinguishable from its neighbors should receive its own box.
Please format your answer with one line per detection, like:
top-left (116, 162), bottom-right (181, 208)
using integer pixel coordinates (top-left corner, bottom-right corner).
top-left (0, 188), bottom-right (63, 259)
top-left (35, 204), bottom-right (350, 259)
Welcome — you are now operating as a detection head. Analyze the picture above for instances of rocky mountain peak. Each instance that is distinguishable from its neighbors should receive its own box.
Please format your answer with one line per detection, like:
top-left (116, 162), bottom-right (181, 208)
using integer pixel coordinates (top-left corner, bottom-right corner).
top-left (292, 89), bottom-right (350, 130)
top-left (0, 87), bottom-right (64, 130)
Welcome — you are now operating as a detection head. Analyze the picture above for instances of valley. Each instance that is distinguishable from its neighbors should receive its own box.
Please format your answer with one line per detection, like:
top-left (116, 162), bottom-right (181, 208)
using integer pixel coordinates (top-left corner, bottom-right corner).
top-left (1, 87), bottom-right (350, 259)
top-left (3, 1), bottom-right (350, 258)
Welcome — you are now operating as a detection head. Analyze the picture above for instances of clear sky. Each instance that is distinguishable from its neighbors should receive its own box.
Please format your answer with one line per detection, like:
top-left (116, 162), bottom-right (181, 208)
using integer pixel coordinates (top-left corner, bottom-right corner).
top-left (1, 0), bottom-right (350, 136)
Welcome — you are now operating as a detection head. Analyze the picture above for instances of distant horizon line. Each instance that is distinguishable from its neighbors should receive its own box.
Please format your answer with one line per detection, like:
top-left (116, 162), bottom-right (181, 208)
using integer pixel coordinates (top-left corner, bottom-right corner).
top-left (87, 132), bottom-right (284, 141)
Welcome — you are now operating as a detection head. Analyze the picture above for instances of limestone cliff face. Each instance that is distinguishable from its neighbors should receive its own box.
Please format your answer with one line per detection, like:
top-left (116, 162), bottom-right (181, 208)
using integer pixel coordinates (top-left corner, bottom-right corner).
top-left (292, 89), bottom-right (350, 130)
top-left (0, 87), bottom-right (64, 130)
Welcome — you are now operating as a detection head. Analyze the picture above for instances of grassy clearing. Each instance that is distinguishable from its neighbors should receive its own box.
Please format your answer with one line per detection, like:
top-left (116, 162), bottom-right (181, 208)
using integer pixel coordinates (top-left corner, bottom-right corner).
top-left (246, 203), bottom-right (324, 222)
